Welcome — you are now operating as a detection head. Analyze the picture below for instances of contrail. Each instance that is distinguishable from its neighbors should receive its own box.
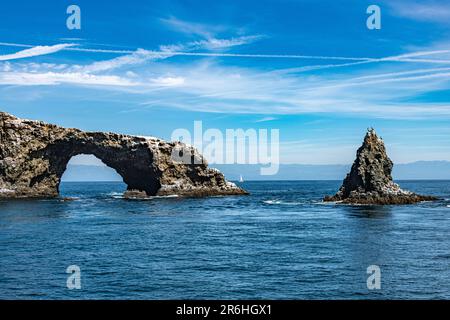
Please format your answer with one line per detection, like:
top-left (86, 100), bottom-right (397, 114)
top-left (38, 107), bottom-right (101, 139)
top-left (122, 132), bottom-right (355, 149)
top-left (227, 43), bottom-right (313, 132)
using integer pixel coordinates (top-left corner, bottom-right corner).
top-left (68, 48), bottom-right (376, 61)
top-left (270, 50), bottom-right (450, 75)
top-left (351, 67), bottom-right (450, 80)
top-left (1, 41), bottom-right (450, 66)
top-left (308, 71), bottom-right (450, 91)
top-left (0, 41), bottom-right (376, 61)
top-left (154, 51), bottom-right (375, 61)
top-left (0, 42), bottom-right (34, 48)
top-left (66, 47), bottom-right (135, 54)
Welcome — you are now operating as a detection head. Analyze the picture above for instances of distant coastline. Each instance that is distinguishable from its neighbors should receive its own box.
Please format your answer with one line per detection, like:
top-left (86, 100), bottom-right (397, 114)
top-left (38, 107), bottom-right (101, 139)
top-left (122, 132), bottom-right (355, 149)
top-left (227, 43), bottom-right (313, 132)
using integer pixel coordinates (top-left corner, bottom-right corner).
top-left (62, 161), bottom-right (450, 182)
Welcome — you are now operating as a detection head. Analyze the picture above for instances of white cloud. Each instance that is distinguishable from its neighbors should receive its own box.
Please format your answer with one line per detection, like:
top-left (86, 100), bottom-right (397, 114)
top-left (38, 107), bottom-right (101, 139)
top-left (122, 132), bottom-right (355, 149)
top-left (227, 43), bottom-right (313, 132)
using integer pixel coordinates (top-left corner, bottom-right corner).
top-left (0, 71), bottom-right (135, 86)
top-left (150, 76), bottom-right (185, 86)
top-left (63, 35), bottom-right (264, 76)
top-left (1, 40), bottom-right (450, 120)
top-left (7, 41), bottom-right (450, 66)
top-left (0, 35), bottom-right (266, 87)
top-left (0, 44), bottom-right (75, 61)
top-left (116, 55), bottom-right (450, 119)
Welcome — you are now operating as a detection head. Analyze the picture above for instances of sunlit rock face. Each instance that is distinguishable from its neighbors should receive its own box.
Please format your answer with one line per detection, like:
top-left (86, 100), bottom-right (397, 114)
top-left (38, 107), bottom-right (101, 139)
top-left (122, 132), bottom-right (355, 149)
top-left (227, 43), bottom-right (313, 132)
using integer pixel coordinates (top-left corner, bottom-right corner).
top-left (324, 128), bottom-right (437, 205)
top-left (0, 112), bottom-right (247, 198)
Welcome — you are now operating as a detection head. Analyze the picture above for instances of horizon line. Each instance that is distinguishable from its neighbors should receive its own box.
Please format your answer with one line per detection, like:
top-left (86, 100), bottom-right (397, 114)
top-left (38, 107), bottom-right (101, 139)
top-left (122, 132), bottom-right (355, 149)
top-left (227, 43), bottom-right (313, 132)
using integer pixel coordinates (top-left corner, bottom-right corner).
top-left (60, 178), bottom-right (450, 182)
top-left (66, 160), bottom-right (450, 167)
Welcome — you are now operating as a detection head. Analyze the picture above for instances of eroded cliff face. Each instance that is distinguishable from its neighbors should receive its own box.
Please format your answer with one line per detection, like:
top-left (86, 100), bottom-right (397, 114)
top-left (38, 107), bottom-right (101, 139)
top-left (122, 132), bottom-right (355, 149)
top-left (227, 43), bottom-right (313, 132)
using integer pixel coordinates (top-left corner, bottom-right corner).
top-left (324, 129), bottom-right (436, 205)
top-left (0, 112), bottom-right (247, 198)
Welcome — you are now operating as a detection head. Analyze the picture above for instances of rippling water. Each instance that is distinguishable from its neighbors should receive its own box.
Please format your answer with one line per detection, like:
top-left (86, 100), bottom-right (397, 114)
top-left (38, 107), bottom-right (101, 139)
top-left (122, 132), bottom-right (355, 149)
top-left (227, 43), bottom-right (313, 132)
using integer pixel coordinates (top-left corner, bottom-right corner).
top-left (0, 181), bottom-right (449, 299)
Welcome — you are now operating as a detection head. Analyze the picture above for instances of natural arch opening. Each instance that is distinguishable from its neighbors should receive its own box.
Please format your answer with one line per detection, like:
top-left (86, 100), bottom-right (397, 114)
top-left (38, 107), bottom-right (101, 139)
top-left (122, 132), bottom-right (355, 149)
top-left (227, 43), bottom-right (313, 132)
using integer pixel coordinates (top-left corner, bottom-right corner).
top-left (60, 154), bottom-right (126, 197)
top-left (28, 135), bottom-right (162, 197)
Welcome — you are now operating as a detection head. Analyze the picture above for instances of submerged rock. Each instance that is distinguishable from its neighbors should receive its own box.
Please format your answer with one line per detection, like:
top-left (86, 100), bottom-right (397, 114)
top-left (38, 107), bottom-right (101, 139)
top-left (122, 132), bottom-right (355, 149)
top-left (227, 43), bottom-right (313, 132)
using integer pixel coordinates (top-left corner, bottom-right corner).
top-left (0, 112), bottom-right (247, 198)
top-left (324, 128), bottom-right (437, 205)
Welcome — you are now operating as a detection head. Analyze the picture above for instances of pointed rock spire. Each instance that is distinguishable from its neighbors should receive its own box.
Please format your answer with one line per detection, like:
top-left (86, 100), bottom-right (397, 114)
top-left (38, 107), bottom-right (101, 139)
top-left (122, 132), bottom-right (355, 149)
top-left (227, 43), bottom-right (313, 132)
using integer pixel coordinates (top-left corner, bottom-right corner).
top-left (324, 129), bottom-right (437, 204)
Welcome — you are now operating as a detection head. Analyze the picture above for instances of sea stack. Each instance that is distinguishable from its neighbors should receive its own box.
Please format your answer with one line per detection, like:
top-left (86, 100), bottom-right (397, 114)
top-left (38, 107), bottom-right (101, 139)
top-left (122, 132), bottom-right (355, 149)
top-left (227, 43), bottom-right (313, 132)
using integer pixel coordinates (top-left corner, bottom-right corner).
top-left (0, 112), bottom-right (247, 199)
top-left (324, 128), bottom-right (437, 205)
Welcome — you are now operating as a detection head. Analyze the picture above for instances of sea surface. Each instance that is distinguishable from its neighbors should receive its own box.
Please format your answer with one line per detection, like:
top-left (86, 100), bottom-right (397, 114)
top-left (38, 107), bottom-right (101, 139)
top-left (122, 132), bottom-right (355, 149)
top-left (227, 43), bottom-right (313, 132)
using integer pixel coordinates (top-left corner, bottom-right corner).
top-left (0, 181), bottom-right (449, 299)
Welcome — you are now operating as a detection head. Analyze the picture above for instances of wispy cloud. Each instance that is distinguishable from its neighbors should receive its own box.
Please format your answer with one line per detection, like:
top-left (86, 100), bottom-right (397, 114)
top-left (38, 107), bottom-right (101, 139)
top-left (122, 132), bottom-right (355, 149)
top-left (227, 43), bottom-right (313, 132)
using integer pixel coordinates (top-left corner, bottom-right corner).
top-left (0, 44), bottom-right (75, 61)
top-left (159, 16), bottom-right (264, 51)
top-left (389, 1), bottom-right (450, 24)
top-left (255, 117), bottom-right (277, 122)
top-left (0, 71), bottom-right (135, 86)
top-left (160, 16), bottom-right (221, 38)
top-left (150, 76), bottom-right (185, 86)
top-left (309, 70), bottom-right (450, 91)
top-left (272, 50), bottom-right (450, 75)
top-left (79, 49), bottom-right (167, 73)
top-left (180, 35), bottom-right (265, 50)
top-left (1, 39), bottom-right (450, 119)
top-left (5, 41), bottom-right (450, 65)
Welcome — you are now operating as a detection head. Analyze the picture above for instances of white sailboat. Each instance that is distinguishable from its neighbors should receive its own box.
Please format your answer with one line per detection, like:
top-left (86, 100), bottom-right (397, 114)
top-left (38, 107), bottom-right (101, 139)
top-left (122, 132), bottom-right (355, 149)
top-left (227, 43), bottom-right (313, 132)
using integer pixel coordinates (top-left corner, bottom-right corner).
top-left (239, 175), bottom-right (244, 183)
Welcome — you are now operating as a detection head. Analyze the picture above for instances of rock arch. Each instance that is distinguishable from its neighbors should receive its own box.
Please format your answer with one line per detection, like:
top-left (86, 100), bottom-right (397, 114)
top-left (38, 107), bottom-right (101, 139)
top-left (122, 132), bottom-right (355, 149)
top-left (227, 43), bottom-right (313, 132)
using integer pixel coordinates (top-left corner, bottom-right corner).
top-left (31, 134), bottom-right (161, 196)
top-left (0, 112), bottom-right (247, 198)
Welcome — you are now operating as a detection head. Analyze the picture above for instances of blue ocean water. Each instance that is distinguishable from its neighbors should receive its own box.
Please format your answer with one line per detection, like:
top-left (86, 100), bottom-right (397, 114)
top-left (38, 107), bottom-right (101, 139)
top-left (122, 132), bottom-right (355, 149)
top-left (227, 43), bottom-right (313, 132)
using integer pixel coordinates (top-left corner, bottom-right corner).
top-left (0, 180), bottom-right (449, 299)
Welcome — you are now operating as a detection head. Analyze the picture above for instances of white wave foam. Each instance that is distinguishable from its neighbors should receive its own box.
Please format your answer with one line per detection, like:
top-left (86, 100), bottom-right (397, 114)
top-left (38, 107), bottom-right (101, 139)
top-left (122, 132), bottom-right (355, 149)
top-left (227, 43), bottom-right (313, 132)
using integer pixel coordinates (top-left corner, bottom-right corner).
top-left (154, 195), bottom-right (179, 198)
top-left (263, 200), bottom-right (281, 205)
top-left (263, 200), bottom-right (302, 205)
top-left (314, 200), bottom-right (339, 205)
top-left (107, 191), bottom-right (123, 196)
top-left (112, 193), bottom-right (180, 200)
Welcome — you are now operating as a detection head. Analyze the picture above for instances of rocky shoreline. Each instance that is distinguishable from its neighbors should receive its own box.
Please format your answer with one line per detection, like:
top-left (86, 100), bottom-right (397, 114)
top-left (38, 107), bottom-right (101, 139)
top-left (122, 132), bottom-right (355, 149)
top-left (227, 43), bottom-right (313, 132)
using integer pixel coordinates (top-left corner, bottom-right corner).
top-left (324, 129), bottom-right (437, 205)
top-left (0, 112), bottom-right (247, 199)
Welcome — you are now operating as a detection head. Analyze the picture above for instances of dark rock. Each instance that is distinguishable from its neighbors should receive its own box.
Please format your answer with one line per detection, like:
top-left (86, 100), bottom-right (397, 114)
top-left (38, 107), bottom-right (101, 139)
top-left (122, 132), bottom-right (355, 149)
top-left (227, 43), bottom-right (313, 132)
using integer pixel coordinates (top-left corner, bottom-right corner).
top-left (0, 112), bottom-right (247, 198)
top-left (123, 189), bottom-right (150, 200)
top-left (324, 128), bottom-right (437, 205)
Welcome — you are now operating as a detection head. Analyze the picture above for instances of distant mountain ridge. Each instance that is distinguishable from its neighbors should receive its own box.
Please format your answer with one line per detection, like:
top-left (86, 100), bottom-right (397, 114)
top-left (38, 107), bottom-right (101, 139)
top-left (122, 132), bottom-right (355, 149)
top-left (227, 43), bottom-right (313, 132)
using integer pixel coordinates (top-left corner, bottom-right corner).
top-left (62, 161), bottom-right (450, 181)
top-left (214, 161), bottom-right (450, 181)
top-left (62, 165), bottom-right (124, 182)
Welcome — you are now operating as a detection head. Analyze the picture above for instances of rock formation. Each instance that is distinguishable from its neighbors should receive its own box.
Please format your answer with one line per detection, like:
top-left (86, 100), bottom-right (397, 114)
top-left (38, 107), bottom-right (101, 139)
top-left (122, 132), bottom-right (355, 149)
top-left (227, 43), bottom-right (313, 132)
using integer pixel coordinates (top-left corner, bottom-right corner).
top-left (0, 112), bottom-right (247, 198)
top-left (324, 128), bottom-right (437, 205)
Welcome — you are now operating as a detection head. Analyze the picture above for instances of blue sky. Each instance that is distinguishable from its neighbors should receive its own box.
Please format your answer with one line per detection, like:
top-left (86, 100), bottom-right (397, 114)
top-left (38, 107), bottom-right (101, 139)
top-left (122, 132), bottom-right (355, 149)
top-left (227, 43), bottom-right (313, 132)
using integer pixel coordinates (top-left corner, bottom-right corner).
top-left (1, 0), bottom-right (450, 165)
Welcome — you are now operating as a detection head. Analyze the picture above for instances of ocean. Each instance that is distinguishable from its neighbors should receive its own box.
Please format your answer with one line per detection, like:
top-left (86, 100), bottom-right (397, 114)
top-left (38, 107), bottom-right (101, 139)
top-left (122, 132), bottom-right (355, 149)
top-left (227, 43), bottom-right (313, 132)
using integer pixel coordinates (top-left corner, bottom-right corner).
top-left (0, 181), bottom-right (449, 299)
